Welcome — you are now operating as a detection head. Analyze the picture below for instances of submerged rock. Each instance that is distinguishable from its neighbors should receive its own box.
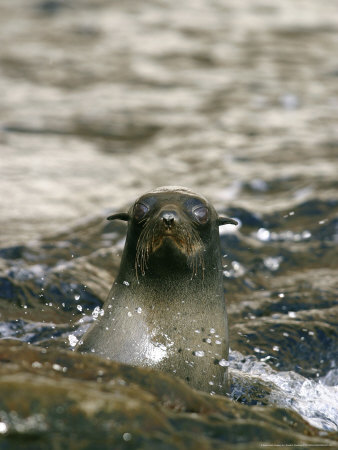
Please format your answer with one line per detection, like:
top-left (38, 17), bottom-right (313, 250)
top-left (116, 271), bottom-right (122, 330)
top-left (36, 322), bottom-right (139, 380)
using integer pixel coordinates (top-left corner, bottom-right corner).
top-left (0, 341), bottom-right (336, 449)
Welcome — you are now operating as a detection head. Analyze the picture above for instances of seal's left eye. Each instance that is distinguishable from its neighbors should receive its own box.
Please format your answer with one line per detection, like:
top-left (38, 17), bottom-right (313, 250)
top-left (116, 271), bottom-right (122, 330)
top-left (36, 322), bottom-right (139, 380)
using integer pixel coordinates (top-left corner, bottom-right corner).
top-left (133, 203), bottom-right (149, 221)
top-left (193, 206), bottom-right (209, 224)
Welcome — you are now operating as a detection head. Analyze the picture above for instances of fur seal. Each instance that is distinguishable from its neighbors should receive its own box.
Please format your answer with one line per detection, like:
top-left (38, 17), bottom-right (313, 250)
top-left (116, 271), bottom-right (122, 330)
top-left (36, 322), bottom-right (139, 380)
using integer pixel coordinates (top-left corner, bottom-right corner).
top-left (76, 186), bottom-right (237, 394)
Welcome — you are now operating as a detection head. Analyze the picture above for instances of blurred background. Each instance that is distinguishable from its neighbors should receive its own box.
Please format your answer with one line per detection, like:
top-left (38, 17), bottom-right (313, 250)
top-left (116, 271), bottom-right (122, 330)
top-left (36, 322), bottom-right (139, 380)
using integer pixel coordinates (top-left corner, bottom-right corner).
top-left (1, 0), bottom-right (337, 246)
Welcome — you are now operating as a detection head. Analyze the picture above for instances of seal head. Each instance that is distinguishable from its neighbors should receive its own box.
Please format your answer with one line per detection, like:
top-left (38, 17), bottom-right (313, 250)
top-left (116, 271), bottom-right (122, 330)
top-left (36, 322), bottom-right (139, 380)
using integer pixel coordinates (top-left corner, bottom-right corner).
top-left (77, 186), bottom-right (237, 394)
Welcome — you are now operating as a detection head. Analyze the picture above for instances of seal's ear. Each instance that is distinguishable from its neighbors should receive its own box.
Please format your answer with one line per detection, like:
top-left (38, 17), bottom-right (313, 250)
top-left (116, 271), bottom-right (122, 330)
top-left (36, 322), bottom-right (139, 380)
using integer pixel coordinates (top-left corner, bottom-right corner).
top-left (107, 213), bottom-right (130, 221)
top-left (217, 216), bottom-right (238, 226)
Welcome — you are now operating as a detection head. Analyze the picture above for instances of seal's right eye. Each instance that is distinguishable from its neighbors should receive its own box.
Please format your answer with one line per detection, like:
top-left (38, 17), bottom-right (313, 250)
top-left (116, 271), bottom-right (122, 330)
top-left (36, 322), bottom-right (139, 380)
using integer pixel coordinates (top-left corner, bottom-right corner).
top-left (133, 202), bottom-right (149, 221)
top-left (193, 206), bottom-right (209, 224)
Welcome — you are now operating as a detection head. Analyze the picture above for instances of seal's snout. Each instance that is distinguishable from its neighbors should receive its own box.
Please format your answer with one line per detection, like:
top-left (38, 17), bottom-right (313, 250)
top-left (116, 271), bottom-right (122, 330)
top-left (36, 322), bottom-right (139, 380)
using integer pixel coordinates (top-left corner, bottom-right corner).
top-left (159, 210), bottom-right (180, 229)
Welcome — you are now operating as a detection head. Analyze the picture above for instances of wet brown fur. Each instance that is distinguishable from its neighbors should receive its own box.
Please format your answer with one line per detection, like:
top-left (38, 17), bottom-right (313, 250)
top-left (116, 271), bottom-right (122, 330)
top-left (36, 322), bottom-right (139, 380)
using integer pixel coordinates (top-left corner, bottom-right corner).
top-left (135, 215), bottom-right (205, 280)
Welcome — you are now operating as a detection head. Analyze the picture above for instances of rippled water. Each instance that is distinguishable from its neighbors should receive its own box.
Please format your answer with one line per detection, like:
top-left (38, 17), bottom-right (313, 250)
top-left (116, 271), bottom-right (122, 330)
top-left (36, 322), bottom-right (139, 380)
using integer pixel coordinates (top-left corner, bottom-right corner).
top-left (0, 0), bottom-right (337, 447)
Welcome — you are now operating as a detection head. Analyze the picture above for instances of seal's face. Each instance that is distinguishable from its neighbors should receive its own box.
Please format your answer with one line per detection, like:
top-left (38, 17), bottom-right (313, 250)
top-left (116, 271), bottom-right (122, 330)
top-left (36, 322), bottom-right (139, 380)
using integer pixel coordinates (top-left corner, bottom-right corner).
top-left (107, 186), bottom-right (237, 279)
top-left (132, 192), bottom-right (210, 278)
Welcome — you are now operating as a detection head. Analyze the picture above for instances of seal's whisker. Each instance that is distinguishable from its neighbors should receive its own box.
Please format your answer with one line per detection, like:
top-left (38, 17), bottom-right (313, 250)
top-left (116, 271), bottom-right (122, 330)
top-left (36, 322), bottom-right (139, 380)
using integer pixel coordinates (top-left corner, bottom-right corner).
top-left (178, 221), bottom-right (204, 280)
top-left (135, 219), bottom-right (159, 278)
top-left (189, 255), bottom-right (195, 280)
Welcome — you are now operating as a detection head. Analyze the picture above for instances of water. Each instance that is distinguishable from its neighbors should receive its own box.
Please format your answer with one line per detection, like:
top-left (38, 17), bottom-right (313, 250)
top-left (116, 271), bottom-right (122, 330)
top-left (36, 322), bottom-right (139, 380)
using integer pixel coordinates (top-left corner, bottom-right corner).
top-left (0, 200), bottom-right (337, 446)
top-left (0, 0), bottom-right (337, 447)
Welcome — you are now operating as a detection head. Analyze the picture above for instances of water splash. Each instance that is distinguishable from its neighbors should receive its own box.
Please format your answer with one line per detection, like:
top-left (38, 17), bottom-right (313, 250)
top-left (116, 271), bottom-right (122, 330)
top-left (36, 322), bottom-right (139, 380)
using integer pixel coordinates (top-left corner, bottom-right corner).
top-left (229, 350), bottom-right (338, 431)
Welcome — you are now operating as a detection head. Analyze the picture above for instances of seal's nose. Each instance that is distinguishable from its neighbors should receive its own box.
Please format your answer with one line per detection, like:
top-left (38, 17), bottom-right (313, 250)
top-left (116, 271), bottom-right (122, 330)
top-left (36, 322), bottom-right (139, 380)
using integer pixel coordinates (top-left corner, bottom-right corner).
top-left (159, 210), bottom-right (179, 229)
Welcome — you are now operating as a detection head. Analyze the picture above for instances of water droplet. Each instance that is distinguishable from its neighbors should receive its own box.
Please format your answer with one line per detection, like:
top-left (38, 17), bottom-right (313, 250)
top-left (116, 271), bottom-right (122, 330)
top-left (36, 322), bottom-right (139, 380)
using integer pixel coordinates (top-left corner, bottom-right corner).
top-left (257, 228), bottom-right (270, 241)
top-left (264, 256), bottom-right (282, 271)
top-left (32, 361), bottom-right (42, 368)
top-left (92, 307), bottom-right (104, 319)
top-left (123, 433), bottom-right (132, 442)
top-left (219, 359), bottom-right (229, 367)
top-left (68, 334), bottom-right (78, 347)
